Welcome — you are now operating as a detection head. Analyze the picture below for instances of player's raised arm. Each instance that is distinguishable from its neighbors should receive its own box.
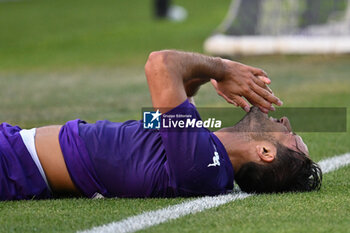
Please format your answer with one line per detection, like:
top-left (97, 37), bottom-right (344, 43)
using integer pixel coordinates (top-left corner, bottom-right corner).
top-left (144, 50), bottom-right (282, 112)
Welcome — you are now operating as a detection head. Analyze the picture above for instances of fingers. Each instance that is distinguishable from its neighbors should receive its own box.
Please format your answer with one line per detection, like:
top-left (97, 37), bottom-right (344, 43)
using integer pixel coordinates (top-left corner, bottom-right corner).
top-left (251, 84), bottom-right (282, 107)
top-left (210, 79), bottom-right (218, 89)
top-left (258, 106), bottom-right (271, 114)
top-left (211, 79), bottom-right (238, 106)
top-left (263, 83), bottom-right (273, 94)
top-left (250, 74), bottom-right (282, 111)
top-left (232, 96), bottom-right (250, 112)
top-left (212, 71), bottom-right (282, 113)
top-left (256, 75), bottom-right (271, 85)
top-left (252, 75), bottom-right (273, 94)
top-left (245, 91), bottom-right (275, 112)
top-left (250, 68), bottom-right (273, 95)
top-left (250, 67), bottom-right (269, 79)
top-left (219, 92), bottom-right (238, 106)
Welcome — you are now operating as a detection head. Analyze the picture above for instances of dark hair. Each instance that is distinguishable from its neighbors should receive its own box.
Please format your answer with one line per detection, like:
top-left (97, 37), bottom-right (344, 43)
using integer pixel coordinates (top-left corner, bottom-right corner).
top-left (235, 143), bottom-right (322, 193)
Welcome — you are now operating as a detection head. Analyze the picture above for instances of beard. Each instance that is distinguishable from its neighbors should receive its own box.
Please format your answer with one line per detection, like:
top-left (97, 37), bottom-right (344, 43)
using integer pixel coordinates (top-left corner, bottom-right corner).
top-left (231, 106), bottom-right (280, 144)
top-left (232, 106), bottom-right (269, 133)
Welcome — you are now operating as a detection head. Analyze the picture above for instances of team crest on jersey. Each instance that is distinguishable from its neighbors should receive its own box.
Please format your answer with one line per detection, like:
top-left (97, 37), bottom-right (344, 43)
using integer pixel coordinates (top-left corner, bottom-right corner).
top-left (208, 151), bottom-right (220, 167)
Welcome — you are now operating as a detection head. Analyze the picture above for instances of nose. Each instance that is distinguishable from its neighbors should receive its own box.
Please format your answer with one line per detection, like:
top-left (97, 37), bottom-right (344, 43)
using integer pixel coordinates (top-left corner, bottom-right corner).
top-left (279, 117), bottom-right (292, 132)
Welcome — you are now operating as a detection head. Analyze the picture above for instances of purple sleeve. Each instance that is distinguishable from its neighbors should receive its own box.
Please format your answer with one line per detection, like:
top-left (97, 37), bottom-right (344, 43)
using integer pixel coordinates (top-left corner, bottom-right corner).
top-left (159, 100), bottom-right (234, 196)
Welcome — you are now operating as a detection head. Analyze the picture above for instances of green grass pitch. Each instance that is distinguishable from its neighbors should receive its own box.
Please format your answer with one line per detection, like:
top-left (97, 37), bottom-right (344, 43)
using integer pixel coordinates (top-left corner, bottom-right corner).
top-left (0, 0), bottom-right (350, 232)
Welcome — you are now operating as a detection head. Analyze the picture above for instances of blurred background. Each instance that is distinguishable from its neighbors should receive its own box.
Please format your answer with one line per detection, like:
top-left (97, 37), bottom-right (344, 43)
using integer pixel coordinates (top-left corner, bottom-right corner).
top-left (0, 0), bottom-right (230, 126)
top-left (0, 0), bottom-right (228, 69)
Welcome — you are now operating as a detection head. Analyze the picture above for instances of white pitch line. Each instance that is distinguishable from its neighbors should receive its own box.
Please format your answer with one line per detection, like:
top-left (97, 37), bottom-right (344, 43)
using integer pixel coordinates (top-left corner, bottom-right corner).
top-left (79, 193), bottom-right (250, 233)
top-left (79, 153), bottom-right (350, 233)
top-left (318, 153), bottom-right (350, 174)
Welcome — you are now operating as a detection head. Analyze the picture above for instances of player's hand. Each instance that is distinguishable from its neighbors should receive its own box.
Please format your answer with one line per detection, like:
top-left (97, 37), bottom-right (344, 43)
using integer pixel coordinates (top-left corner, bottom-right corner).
top-left (211, 59), bottom-right (283, 113)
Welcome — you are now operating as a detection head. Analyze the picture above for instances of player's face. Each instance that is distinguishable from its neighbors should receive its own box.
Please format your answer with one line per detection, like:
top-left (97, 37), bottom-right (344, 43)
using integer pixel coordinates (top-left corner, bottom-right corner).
top-left (233, 107), bottom-right (309, 156)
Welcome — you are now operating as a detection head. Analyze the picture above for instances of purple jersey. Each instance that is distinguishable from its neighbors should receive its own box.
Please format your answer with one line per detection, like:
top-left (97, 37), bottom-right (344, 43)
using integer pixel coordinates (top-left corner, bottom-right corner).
top-left (78, 100), bottom-right (234, 197)
top-left (0, 123), bottom-right (51, 200)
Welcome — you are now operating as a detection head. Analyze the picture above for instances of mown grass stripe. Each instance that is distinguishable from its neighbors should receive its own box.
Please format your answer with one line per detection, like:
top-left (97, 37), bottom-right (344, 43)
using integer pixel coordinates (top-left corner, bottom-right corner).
top-left (78, 153), bottom-right (350, 233)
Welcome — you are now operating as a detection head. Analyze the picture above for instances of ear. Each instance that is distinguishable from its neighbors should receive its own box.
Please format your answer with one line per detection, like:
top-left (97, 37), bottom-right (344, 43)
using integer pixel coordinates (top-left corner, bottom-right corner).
top-left (256, 142), bottom-right (276, 163)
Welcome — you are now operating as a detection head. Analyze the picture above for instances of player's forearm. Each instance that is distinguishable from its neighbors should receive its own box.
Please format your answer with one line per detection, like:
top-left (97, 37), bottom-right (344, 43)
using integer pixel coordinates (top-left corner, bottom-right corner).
top-left (146, 50), bottom-right (225, 97)
top-left (145, 49), bottom-right (280, 111)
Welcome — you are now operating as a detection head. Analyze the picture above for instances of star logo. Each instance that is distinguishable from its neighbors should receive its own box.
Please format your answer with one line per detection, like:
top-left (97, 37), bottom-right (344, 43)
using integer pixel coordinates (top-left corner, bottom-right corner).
top-left (143, 109), bottom-right (162, 129)
top-left (151, 110), bottom-right (162, 122)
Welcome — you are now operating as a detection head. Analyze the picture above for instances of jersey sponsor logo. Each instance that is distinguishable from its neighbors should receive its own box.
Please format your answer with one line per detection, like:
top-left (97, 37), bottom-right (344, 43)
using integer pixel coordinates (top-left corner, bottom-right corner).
top-left (143, 110), bottom-right (162, 129)
top-left (208, 151), bottom-right (220, 167)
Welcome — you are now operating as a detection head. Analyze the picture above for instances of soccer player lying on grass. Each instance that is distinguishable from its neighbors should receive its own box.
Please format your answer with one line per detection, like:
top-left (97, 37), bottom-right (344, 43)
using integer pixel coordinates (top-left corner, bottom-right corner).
top-left (0, 50), bottom-right (322, 200)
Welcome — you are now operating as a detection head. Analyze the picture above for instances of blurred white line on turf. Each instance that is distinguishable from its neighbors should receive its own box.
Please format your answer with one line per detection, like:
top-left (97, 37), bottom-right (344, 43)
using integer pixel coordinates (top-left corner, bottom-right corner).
top-left (318, 153), bottom-right (350, 174)
top-left (78, 152), bottom-right (350, 233)
top-left (78, 193), bottom-right (251, 233)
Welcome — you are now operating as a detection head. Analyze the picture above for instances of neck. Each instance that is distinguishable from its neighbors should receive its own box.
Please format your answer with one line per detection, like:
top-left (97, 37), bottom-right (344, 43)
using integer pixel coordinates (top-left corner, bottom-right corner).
top-left (213, 129), bottom-right (252, 173)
